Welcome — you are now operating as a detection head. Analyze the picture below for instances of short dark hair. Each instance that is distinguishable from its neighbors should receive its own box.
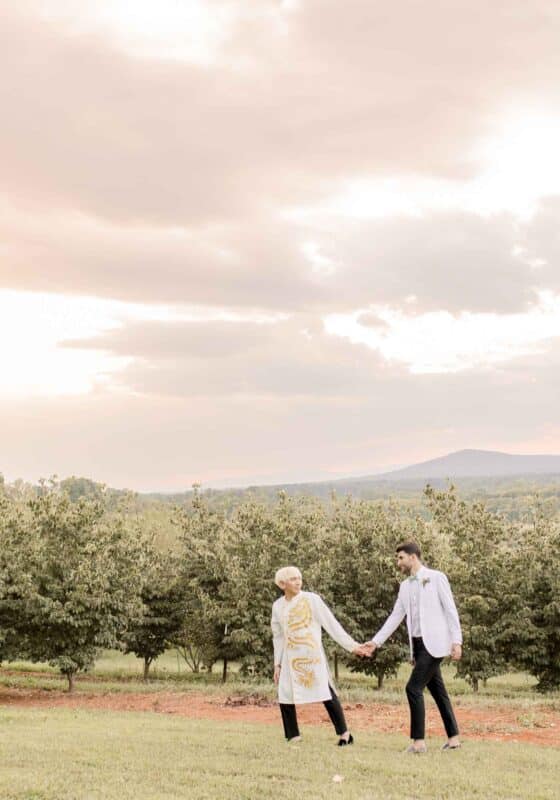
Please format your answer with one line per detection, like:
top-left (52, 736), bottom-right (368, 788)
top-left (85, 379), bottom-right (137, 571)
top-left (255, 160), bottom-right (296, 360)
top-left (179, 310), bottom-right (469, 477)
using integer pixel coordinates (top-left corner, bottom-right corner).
top-left (396, 541), bottom-right (421, 558)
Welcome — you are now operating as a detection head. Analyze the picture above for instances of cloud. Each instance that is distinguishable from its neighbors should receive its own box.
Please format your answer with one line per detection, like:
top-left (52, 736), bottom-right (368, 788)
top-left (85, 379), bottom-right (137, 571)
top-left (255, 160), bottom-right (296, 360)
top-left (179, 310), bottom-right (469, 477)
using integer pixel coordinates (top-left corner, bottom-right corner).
top-left (1, 2), bottom-right (560, 317)
top-left (3, 1), bottom-right (560, 225)
top-left (2, 341), bottom-right (560, 490)
top-left (63, 294), bottom-right (560, 398)
top-left (1, 201), bottom-right (554, 314)
top-left (63, 315), bottom-right (387, 397)
top-left (3, 2), bottom-right (560, 488)
top-left (522, 196), bottom-right (560, 289)
top-left (65, 318), bottom-right (274, 359)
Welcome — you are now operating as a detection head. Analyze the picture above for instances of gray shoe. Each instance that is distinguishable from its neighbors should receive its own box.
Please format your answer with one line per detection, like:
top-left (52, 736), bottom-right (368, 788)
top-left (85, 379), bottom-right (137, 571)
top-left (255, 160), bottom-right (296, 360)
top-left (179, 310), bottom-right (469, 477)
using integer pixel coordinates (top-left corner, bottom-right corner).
top-left (405, 744), bottom-right (427, 754)
top-left (441, 742), bottom-right (461, 751)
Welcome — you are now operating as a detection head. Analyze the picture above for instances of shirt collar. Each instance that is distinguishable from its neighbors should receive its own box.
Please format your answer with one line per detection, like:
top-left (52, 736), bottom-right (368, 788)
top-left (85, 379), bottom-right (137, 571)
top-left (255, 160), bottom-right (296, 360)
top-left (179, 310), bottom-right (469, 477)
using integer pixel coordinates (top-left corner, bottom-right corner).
top-left (409, 565), bottom-right (427, 582)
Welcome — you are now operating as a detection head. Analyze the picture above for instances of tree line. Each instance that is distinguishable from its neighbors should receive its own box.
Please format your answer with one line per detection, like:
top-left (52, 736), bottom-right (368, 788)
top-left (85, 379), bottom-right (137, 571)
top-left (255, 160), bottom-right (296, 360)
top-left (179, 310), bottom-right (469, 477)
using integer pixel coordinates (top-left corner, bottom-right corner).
top-left (0, 481), bottom-right (558, 692)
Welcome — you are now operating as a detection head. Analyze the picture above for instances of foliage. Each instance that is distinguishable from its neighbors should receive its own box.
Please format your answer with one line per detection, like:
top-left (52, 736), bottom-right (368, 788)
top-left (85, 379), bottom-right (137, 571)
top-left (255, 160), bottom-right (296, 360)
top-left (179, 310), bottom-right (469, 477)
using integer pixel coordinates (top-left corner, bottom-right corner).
top-left (121, 545), bottom-right (185, 679)
top-left (2, 476), bottom-right (560, 693)
top-left (319, 498), bottom-right (408, 687)
top-left (0, 494), bottom-right (34, 663)
top-left (3, 483), bottom-right (145, 690)
top-left (425, 485), bottom-right (514, 690)
top-left (508, 515), bottom-right (560, 691)
top-left (226, 492), bottom-right (326, 676)
top-left (173, 490), bottom-right (238, 675)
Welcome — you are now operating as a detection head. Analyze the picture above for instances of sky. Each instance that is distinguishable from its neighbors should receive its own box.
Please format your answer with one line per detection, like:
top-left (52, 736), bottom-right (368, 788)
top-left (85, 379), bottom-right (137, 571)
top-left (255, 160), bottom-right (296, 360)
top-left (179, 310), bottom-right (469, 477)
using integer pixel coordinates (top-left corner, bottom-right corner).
top-left (2, 0), bottom-right (560, 491)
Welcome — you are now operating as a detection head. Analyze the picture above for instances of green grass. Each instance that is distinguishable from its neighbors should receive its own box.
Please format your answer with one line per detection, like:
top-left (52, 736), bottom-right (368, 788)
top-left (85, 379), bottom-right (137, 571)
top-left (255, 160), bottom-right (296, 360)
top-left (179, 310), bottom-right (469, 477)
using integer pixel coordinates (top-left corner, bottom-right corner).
top-left (2, 652), bottom-right (559, 710)
top-left (0, 706), bottom-right (558, 800)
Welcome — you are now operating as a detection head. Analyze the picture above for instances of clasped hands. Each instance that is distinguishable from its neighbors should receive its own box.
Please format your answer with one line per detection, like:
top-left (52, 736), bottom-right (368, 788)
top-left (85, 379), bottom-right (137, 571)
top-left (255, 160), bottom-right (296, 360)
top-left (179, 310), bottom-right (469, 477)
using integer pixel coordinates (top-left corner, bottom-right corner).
top-left (352, 642), bottom-right (377, 658)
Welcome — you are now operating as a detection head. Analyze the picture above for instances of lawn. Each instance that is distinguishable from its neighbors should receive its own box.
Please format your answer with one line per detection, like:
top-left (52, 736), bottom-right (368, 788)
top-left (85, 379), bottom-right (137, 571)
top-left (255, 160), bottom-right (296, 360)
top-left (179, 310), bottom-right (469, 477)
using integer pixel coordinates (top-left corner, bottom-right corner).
top-left (1, 706), bottom-right (558, 800)
top-left (2, 651), bottom-right (559, 711)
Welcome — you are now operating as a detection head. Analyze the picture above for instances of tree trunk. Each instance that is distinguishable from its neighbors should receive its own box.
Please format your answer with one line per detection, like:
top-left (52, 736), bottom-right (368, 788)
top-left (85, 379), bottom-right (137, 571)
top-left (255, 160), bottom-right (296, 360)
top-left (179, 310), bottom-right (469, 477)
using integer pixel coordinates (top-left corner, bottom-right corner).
top-left (334, 652), bottom-right (339, 681)
top-left (66, 672), bottom-right (75, 693)
top-left (143, 657), bottom-right (152, 681)
top-left (377, 672), bottom-right (384, 690)
top-left (472, 677), bottom-right (479, 692)
top-left (222, 657), bottom-right (228, 683)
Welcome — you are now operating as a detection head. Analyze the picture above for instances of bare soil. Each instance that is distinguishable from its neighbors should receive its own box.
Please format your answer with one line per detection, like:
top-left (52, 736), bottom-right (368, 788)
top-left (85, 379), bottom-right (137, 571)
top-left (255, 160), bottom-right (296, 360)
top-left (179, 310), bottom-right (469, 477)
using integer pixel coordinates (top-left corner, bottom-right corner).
top-left (1, 686), bottom-right (559, 746)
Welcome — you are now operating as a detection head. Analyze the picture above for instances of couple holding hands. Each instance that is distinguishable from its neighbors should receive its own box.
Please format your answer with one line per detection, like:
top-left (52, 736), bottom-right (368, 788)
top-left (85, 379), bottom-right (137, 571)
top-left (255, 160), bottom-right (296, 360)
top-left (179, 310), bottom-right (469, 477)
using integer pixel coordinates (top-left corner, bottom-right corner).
top-left (271, 542), bottom-right (462, 752)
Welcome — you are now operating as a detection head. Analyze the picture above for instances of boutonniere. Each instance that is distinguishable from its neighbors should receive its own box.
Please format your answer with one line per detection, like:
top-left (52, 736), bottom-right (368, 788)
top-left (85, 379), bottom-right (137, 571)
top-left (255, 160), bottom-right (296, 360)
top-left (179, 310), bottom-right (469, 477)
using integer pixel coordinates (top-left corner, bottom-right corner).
top-left (421, 577), bottom-right (431, 588)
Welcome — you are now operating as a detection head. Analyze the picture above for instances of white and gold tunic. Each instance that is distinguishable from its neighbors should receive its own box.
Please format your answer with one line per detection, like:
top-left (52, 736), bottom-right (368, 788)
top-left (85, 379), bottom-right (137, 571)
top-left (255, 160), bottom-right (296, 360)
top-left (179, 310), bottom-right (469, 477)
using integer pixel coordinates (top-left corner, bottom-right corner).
top-left (271, 590), bottom-right (359, 704)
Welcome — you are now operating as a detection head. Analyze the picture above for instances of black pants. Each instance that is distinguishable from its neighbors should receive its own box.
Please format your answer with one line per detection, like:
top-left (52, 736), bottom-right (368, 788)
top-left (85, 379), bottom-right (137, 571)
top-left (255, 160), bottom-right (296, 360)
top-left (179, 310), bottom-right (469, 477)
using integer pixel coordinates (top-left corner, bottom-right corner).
top-left (406, 637), bottom-right (459, 740)
top-left (279, 685), bottom-right (348, 740)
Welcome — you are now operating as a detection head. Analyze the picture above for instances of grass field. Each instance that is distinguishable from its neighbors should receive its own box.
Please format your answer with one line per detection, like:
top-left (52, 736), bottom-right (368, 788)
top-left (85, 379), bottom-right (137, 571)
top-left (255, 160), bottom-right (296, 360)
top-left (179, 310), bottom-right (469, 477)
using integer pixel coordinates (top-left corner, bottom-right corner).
top-left (1, 706), bottom-right (559, 800)
top-left (2, 651), bottom-right (559, 710)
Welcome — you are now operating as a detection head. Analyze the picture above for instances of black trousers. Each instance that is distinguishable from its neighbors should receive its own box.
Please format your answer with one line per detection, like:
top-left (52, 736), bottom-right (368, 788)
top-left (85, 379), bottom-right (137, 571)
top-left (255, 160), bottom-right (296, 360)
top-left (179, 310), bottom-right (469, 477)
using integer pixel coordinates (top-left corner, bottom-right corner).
top-left (279, 685), bottom-right (348, 740)
top-left (406, 637), bottom-right (459, 740)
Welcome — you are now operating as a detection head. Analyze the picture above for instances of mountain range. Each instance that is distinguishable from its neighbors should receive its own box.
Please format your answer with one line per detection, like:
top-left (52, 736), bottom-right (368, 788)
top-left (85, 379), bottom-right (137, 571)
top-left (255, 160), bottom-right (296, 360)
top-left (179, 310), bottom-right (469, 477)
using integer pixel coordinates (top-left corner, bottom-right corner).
top-left (370, 448), bottom-right (560, 481)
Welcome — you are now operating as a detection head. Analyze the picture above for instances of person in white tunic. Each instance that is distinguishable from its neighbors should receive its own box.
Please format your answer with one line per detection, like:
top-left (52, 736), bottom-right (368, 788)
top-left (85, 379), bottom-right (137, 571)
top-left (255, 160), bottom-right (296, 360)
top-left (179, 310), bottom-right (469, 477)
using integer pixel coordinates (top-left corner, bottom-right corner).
top-left (271, 565), bottom-right (363, 744)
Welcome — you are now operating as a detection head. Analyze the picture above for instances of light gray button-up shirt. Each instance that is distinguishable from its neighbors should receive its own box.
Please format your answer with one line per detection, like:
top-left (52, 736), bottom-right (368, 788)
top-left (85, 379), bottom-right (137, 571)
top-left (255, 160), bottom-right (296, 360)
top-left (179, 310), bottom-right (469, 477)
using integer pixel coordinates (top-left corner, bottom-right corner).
top-left (408, 567), bottom-right (426, 637)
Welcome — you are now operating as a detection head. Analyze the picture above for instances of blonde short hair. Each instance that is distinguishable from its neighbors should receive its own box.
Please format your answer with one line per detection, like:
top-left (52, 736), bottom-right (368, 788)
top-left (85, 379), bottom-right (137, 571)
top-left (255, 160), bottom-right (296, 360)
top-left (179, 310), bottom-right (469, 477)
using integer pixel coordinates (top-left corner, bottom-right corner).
top-left (274, 565), bottom-right (302, 588)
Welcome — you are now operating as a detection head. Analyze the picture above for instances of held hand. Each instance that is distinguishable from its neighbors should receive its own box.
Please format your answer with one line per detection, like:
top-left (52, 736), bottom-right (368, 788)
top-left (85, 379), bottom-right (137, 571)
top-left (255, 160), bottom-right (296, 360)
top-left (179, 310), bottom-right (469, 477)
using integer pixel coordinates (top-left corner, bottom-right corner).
top-left (353, 642), bottom-right (376, 658)
top-left (274, 665), bottom-right (281, 684)
top-left (451, 644), bottom-right (462, 661)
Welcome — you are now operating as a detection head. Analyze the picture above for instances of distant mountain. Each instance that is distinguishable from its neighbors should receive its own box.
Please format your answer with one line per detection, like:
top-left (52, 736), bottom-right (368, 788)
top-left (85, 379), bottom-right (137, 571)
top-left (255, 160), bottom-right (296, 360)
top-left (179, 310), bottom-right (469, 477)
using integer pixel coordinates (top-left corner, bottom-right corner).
top-left (376, 449), bottom-right (560, 480)
top-left (6, 450), bottom-right (560, 510)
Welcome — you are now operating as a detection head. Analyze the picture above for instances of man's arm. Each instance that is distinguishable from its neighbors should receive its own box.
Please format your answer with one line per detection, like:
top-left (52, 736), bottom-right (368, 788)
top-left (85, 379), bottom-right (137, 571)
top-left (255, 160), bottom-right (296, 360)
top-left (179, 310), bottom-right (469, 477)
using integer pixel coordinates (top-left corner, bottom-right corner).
top-left (436, 572), bottom-right (462, 652)
top-left (369, 589), bottom-right (407, 648)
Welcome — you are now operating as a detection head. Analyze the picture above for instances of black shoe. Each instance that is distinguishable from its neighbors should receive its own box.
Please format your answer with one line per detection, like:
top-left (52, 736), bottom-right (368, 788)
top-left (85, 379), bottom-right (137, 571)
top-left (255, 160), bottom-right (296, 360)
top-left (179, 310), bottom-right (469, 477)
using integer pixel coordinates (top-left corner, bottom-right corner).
top-left (338, 734), bottom-right (354, 746)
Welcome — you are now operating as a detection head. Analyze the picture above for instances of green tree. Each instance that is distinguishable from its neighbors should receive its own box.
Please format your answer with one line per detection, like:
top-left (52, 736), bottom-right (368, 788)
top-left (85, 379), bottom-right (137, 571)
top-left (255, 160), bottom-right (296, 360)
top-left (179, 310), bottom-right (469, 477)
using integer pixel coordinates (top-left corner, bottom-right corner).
top-left (507, 513), bottom-right (560, 691)
top-left (226, 493), bottom-right (325, 677)
top-left (425, 485), bottom-right (514, 691)
top-left (174, 489), bottom-right (240, 681)
top-left (321, 498), bottom-right (422, 688)
top-left (22, 483), bottom-right (145, 691)
top-left (121, 546), bottom-right (185, 680)
top-left (0, 494), bottom-right (34, 663)
top-left (174, 491), bottom-right (326, 680)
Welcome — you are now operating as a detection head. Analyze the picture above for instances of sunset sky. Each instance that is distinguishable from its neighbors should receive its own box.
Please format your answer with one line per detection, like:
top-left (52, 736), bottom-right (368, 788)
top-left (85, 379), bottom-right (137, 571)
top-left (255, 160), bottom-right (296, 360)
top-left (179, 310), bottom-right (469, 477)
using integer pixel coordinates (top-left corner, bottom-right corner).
top-left (2, 1), bottom-right (560, 491)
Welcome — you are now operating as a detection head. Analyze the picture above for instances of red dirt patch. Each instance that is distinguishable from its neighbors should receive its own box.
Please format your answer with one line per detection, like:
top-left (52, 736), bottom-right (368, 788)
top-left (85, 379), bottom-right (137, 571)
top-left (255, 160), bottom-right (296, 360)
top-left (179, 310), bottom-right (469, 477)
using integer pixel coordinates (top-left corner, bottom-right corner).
top-left (1, 687), bottom-right (558, 747)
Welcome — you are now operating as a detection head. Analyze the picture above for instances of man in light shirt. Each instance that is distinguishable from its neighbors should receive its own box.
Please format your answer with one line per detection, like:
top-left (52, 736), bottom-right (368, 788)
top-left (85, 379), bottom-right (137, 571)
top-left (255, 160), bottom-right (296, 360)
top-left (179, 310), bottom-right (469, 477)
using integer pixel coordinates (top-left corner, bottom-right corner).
top-left (361, 542), bottom-right (462, 753)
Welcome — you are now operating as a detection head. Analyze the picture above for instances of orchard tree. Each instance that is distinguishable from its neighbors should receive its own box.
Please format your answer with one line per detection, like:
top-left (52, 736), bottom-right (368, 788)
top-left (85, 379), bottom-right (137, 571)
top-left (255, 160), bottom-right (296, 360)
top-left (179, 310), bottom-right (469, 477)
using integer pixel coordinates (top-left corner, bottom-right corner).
top-left (175, 489), bottom-right (241, 681)
top-left (175, 490), bottom-right (327, 680)
top-left (226, 493), bottom-right (326, 677)
top-left (121, 546), bottom-right (185, 680)
top-left (425, 485), bottom-right (514, 690)
top-left (0, 494), bottom-right (34, 663)
top-left (321, 497), bottom-right (422, 688)
top-left (23, 483), bottom-right (145, 691)
top-left (508, 515), bottom-right (560, 691)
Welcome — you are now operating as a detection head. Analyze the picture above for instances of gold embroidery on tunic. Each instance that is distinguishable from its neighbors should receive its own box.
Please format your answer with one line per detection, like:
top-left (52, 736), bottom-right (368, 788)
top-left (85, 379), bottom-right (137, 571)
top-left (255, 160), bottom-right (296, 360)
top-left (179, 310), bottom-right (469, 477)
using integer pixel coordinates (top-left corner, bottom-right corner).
top-left (286, 597), bottom-right (317, 650)
top-left (287, 632), bottom-right (317, 650)
top-left (288, 597), bottom-right (312, 632)
top-left (291, 657), bottom-right (321, 688)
